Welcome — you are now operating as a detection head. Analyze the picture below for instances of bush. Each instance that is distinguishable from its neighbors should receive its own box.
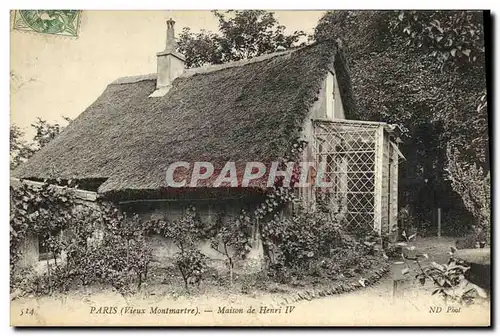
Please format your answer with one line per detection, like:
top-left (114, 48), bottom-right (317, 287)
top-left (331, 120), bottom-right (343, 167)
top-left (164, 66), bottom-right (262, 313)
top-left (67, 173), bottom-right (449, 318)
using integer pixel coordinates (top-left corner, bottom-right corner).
top-left (175, 249), bottom-right (208, 290)
top-left (446, 146), bottom-right (490, 242)
top-left (148, 207), bottom-right (209, 291)
top-left (262, 209), bottom-right (343, 268)
top-left (10, 181), bottom-right (153, 297)
top-left (210, 210), bottom-right (253, 285)
top-left (261, 206), bottom-right (373, 282)
top-left (64, 206), bottom-right (153, 294)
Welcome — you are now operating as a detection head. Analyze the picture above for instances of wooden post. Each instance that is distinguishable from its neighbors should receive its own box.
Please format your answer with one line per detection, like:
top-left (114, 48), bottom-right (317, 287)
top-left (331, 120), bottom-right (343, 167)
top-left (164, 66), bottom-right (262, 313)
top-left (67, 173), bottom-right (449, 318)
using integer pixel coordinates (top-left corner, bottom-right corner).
top-left (437, 207), bottom-right (442, 238)
top-left (389, 143), bottom-right (399, 242)
top-left (373, 127), bottom-right (385, 235)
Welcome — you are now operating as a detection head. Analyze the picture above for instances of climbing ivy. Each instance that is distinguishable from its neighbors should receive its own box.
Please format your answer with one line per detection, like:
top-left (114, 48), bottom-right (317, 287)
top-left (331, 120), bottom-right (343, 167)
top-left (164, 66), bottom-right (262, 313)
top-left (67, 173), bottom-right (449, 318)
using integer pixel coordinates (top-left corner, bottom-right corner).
top-left (254, 138), bottom-right (308, 220)
top-left (10, 180), bottom-right (153, 296)
top-left (10, 180), bottom-right (75, 275)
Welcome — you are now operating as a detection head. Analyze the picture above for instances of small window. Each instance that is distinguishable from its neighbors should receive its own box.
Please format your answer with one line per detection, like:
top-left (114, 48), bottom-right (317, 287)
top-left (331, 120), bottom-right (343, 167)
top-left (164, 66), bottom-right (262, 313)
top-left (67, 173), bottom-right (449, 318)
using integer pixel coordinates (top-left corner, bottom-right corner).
top-left (38, 230), bottom-right (62, 261)
top-left (326, 72), bottom-right (336, 120)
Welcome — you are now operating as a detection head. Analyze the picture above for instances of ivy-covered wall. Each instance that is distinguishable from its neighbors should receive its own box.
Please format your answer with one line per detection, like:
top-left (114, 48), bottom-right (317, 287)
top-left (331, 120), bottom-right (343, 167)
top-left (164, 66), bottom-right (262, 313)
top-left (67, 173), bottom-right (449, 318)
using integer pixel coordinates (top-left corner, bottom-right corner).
top-left (13, 192), bottom-right (99, 274)
top-left (120, 199), bottom-right (265, 274)
top-left (14, 187), bottom-right (265, 276)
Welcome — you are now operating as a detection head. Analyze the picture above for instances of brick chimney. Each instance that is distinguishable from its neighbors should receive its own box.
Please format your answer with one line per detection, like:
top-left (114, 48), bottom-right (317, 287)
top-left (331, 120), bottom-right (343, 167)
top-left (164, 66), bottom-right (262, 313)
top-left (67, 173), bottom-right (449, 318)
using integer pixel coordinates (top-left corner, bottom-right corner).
top-left (151, 18), bottom-right (185, 96)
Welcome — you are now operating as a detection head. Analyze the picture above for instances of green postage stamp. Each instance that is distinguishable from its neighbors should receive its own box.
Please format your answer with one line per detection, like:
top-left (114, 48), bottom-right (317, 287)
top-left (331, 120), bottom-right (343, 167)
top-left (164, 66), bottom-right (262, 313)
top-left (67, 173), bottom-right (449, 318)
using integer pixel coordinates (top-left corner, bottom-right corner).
top-left (12, 10), bottom-right (81, 37)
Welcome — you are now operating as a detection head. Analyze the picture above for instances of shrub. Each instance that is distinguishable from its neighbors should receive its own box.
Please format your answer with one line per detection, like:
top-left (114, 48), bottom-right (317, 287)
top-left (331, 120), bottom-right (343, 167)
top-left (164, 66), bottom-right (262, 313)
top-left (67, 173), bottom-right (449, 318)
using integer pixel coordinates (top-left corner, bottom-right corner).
top-left (261, 206), bottom-right (373, 282)
top-left (175, 249), bottom-right (208, 290)
top-left (210, 210), bottom-right (253, 285)
top-left (10, 181), bottom-right (153, 297)
top-left (262, 208), bottom-right (344, 267)
top-left (446, 146), bottom-right (490, 242)
top-left (149, 207), bottom-right (209, 291)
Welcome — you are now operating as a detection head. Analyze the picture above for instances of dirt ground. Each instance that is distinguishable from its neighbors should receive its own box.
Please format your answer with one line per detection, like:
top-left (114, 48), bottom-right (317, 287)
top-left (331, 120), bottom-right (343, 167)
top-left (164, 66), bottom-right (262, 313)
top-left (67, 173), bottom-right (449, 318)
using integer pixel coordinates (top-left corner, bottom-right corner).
top-left (10, 236), bottom-right (490, 326)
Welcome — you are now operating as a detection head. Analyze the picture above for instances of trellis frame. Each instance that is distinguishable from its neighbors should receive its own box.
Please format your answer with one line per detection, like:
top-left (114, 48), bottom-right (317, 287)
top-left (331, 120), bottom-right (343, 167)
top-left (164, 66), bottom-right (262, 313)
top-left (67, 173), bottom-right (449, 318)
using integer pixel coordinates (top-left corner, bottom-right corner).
top-left (312, 118), bottom-right (403, 238)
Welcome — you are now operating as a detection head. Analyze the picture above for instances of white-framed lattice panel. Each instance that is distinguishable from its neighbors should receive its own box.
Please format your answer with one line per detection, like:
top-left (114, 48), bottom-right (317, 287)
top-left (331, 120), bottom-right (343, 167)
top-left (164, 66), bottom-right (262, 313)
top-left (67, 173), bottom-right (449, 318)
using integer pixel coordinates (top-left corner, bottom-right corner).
top-left (312, 119), bottom-right (400, 235)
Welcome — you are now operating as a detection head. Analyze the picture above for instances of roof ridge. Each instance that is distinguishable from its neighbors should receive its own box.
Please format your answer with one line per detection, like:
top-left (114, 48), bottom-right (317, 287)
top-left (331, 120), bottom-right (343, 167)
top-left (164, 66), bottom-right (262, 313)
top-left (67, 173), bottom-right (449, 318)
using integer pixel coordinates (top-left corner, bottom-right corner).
top-left (110, 45), bottom-right (310, 85)
top-left (180, 47), bottom-right (299, 77)
top-left (182, 41), bottom-right (338, 77)
top-left (111, 73), bottom-right (156, 85)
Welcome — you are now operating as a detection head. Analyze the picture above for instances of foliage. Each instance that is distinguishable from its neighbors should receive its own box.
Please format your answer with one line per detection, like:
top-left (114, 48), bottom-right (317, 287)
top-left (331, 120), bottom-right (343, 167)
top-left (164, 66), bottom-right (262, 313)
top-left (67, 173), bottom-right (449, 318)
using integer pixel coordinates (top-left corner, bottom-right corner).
top-left (10, 125), bottom-right (36, 170)
top-left (148, 207), bottom-right (208, 291)
top-left (163, 206), bottom-right (205, 248)
top-left (389, 10), bottom-right (485, 71)
top-left (175, 249), bottom-right (208, 291)
top-left (10, 117), bottom-right (72, 169)
top-left (91, 206), bottom-right (153, 292)
top-left (389, 230), bottom-right (487, 305)
top-left (261, 205), bottom-right (376, 284)
top-left (253, 139), bottom-right (308, 221)
top-left (249, 135), bottom-right (379, 283)
top-left (10, 180), bottom-right (75, 274)
top-left (262, 208), bottom-right (342, 268)
top-left (177, 10), bottom-right (306, 68)
top-left (313, 10), bottom-right (488, 234)
top-left (49, 204), bottom-right (154, 295)
top-left (31, 117), bottom-right (67, 149)
top-left (445, 147), bottom-right (490, 240)
top-left (210, 210), bottom-right (253, 285)
top-left (417, 258), bottom-right (487, 305)
top-left (10, 180), bottom-right (153, 297)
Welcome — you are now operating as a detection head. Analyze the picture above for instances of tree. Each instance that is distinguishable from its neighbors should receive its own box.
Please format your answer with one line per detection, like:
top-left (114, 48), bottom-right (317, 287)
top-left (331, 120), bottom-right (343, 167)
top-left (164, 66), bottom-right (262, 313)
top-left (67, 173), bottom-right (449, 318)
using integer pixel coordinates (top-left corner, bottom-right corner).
top-left (389, 11), bottom-right (485, 72)
top-left (388, 11), bottom-right (489, 235)
top-left (31, 116), bottom-right (72, 150)
top-left (313, 11), bottom-right (488, 236)
top-left (388, 11), bottom-right (488, 168)
top-left (177, 10), bottom-right (306, 68)
top-left (152, 207), bottom-right (208, 291)
top-left (210, 210), bottom-right (253, 285)
top-left (10, 117), bottom-right (71, 170)
top-left (10, 125), bottom-right (35, 170)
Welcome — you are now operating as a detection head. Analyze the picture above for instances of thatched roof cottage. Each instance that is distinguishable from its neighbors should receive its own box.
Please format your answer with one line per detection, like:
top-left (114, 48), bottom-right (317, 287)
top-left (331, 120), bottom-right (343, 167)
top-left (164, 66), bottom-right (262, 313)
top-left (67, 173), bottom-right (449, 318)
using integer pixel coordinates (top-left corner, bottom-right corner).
top-left (13, 20), bottom-right (402, 271)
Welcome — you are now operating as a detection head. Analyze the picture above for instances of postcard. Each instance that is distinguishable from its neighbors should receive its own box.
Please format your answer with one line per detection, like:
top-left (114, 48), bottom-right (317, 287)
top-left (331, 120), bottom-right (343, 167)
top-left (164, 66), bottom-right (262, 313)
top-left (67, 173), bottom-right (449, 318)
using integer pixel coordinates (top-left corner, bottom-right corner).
top-left (10, 10), bottom-right (491, 326)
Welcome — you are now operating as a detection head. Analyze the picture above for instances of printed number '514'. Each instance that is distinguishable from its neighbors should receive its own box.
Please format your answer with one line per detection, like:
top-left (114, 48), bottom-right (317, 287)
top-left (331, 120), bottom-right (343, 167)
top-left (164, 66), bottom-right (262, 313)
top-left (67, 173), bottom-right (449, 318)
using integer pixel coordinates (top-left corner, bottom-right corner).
top-left (20, 308), bottom-right (35, 316)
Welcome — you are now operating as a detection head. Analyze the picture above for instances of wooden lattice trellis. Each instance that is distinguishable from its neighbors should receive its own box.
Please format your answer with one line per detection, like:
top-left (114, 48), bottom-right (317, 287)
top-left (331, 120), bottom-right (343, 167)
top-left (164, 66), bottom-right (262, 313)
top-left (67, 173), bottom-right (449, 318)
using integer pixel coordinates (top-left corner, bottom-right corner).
top-left (312, 119), bottom-right (403, 237)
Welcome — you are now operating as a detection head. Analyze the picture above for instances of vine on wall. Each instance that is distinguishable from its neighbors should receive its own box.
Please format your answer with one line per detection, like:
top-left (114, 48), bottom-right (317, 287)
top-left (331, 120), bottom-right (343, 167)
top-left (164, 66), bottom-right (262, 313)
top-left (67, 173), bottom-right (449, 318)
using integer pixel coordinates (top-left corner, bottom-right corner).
top-left (10, 180), bottom-right (75, 276)
top-left (10, 180), bottom-right (153, 296)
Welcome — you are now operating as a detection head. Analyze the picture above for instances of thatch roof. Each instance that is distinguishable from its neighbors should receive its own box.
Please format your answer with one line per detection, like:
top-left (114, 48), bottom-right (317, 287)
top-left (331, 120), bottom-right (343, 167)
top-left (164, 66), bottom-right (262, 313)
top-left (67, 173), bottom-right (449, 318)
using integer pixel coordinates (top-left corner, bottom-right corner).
top-left (13, 40), bottom-right (356, 196)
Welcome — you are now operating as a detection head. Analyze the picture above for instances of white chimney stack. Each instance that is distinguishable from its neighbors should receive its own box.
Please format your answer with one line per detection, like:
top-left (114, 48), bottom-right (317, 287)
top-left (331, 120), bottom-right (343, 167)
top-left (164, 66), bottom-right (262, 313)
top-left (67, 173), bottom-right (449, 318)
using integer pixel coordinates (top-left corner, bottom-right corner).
top-left (151, 18), bottom-right (185, 96)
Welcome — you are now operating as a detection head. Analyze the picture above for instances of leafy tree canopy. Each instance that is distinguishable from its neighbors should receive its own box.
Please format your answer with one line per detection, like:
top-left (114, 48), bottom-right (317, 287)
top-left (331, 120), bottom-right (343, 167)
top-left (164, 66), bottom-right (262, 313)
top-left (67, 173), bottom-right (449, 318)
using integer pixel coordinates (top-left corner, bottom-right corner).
top-left (313, 10), bottom-right (489, 233)
top-left (10, 117), bottom-right (71, 170)
top-left (177, 10), bottom-right (306, 68)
